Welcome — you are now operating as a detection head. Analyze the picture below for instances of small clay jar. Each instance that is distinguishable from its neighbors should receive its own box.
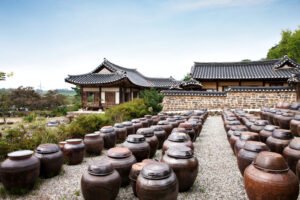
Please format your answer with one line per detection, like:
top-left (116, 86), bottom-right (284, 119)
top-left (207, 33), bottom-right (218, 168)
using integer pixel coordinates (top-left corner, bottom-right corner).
top-left (64, 139), bottom-right (85, 165)
top-left (84, 133), bottom-right (103, 155)
top-left (122, 135), bottom-right (150, 162)
top-left (273, 111), bottom-right (283, 126)
top-left (227, 125), bottom-right (248, 142)
top-left (106, 147), bottom-right (137, 186)
top-left (131, 119), bottom-right (143, 134)
top-left (244, 152), bottom-right (299, 200)
top-left (158, 113), bottom-right (167, 120)
top-left (245, 118), bottom-right (257, 130)
top-left (266, 109), bottom-right (277, 125)
top-left (100, 126), bottom-right (116, 149)
top-left (249, 120), bottom-right (269, 133)
top-left (260, 108), bottom-right (269, 120)
top-left (266, 129), bottom-right (294, 154)
top-left (122, 121), bottom-right (135, 135)
top-left (35, 143), bottom-right (63, 178)
top-left (171, 127), bottom-right (189, 135)
top-left (157, 120), bottom-right (173, 137)
top-left (283, 137), bottom-right (300, 173)
top-left (151, 125), bottom-right (167, 149)
top-left (237, 141), bottom-right (269, 175)
top-left (234, 132), bottom-right (260, 155)
top-left (114, 123), bottom-right (127, 143)
top-left (140, 118), bottom-right (149, 128)
top-left (144, 115), bottom-right (153, 126)
top-left (259, 125), bottom-right (279, 143)
top-left (81, 161), bottom-right (121, 200)
top-left (225, 120), bottom-right (241, 132)
top-left (278, 112), bottom-right (295, 129)
top-left (0, 150), bottom-right (40, 193)
top-left (173, 115), bottom-right (186, 124)
top-left (178, 122), bottom-right (196, 142)
top-left (161, 146), bottom-right (198, 192)
top-left (162, 132), bottom-right (194, 155)
top-left (137, 128), bottom-right (159, 158)
top-left (151, 115), bottom-right (160, 125)
top-left (229, 131), bottom-right (242, 153)
top-left (188, 119), bottom-right (202, 136)
top-left (166, 117), bottom-right (179, 128)
top-left (136, 163), bottom-right (178, 200)
top-left (290, 115), bottom-right (300, 136)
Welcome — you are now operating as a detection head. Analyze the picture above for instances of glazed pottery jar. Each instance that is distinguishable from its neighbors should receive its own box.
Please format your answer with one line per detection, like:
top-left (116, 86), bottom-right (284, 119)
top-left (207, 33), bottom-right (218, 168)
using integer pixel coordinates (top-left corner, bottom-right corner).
top-left (245, 118), bottom-right (257, 130)
top-left (157, 120), bottom-right (173, 137)
top-left (137, 128), bottom-right (159, 158)
top-left (266, 129), bottom-right (293, 154)
top-left (290, 102), bottom-right (300, 110)
top-left (114, 123), bottom-right (127, 143)
top-left (249, 120), bottom-right (269, 133)
top-left (122, 135), bottom-right (150, 162)
top-left (131, 119), bottom-right (143, 134)
top-left (229, 131), bottom-right (242, 153)
top-left (100, 126), bottom-right (116, 149)
top-left (81, 161), bottom-right (121, 200)
top-left (140, 118), bottom-right (149, 128)
top-left (162, 132), bottom-right (194, 155)
top-left (171, 127), bottom-right (188, 134)
top-left (144, 115), bottom-right (153, 126)
top-left (260, 108), bottom-right (269, 120)
top-left (278, 113), bottom-right (295, 129)
top-left (259, 125), bottom-right (279, 143)
top-left (151, 115), bottom-right (160, 125)
top-left (173, 115), bottom-right (186, 124)
top-left (158, 113), bottom-right (167, 120)
top-left (234, 132), bottom-right (260, 156)
top-left (151, 125), bottom-right (167, 149)
top-left (283, 137), bottom-right (300, 173)
top-left (290, 115), bottom-right (300, 136)
top-left (64, 139), bottom-right (85, 165)
top-left (0, 150), bottom-right (40, 193)
top-left (225, 120), bottom-right (241, 132)
top-left (166, 117), bottom-right (179, 128)
top-left (35, 143), bottom-right (63, 178)
top-left (237, 141), bottom-right (269, 175)
top-left (266, 109), bottom-right (277, 125)
top-left (136, 163), bottom-right (178, 200)
top-left (161, 146), bottom-right (198, 192)
top-left (84, 133), bottom-right (104, 155)
top-left (188, 119), bottom-right (202, 137)
top-left (122, 121), bottom-right (135, 135)
top-left (272, 111), bottom-right (283, 126)
top-left (106, 147), bottom-right (137, 186)
top-left (178, 122), bottom-right (196, 142)
top-left (244, 151), bottom-right (299, 200)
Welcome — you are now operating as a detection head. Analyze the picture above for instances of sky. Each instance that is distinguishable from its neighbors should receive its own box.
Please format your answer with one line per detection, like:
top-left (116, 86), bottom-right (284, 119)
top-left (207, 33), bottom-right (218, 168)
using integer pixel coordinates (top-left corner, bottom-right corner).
top-left (0, 0), bottom-right (299, 90)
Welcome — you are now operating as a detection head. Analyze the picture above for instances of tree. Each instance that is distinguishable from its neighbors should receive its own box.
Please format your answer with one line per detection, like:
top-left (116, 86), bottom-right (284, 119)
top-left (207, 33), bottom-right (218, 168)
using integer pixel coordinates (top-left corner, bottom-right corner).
top-left (267, 27), bottom-right (300, 63)
top-left (42, 90), bottom-right (67, 109)
top-left (0, 91), bottom-right (12, 123)
top-left (9, 86), bottom-right (41, 110)
top-left (0, 72), bottom-right (5, 81)
top-left (183, 73), bottom-right (191, 81)
top-left (140, 89), bottom-right (164, 114)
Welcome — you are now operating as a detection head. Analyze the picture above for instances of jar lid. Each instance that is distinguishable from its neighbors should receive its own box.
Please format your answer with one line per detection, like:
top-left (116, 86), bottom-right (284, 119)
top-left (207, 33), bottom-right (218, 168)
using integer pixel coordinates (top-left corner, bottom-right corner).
top-left (232, 131), bottom-right (242, 137)
top-left (157, 120), bottom-right (170, 125)
top-left (226, 117), bottom-right (237, 121)
top-left (240, 132), bottom-right (259, 141)
top-left (167, 146), bottom-right (193, 159)
top-left (172, 127), bottom-right (187, 133)
top-left (137, 128), bottom-right (154, 137)
top-left (151, 125), bottom-right (164, 132)
top-left (253, 151), bottom-right (289, 172)
top-left (141, 163), bottom-right (171, 180)
top-left (289, 138), bottom-right (300, 150)
top-left (8, 150), bottom-right (33, 159)
top-left (168, 132), bottom-right (189, 142)
top-left (85, 133), bottom-right (100, 138)
top-left (178, 122), bottom-right (193, 130)
top-left (144, 115), bottom-right (152, 119)
top-left (263, 125), bottom-right (278, 132)
top-left (36, 143), bottom-right (60, 154)
top-left (282, 112), bottom-right (294, 117)
top-left (88, 161), bottom-right (114, 176)
top-left (140, 118), bottom-right (147, 121)
top-left (293, 115), bottom-right (300, 121)
top-left (66, 138), bottom-right (83, 144)
top-left (122, 121), bottom-right (133, 126)
top-left (166, 118), bottom-right (176, 122)
top-left (270, 109), bottom-right (277, 113)
top-left (114, 123), bottom-right (124, 128)
top-left (131, 119), bottom-right (141, 123)
top-left (272, 129), bottom-right (293, 140)
top-left (173, 115), bottom-right (184, 120)
top-left (100, 126), bottom-right (114, 133)
top-left (107, 147), bottom-right (132, 158)
top-left (230, 125), bottom-right (247, 131)
top-left (194, 110), bottom-right (205, 115)
top-left (228, 121), bottom-right (241, 125)
top-left (126, 134), bottom-right (146, 143)
top-left (254, 120), bottom-right (269, 126)
top-left (244, 141), bottom-right (269, 153)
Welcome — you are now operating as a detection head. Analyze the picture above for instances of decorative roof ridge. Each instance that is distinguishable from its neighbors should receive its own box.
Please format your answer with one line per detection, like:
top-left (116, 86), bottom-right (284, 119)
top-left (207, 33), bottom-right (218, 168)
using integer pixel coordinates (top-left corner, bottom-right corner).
top-left (193, 58), bottom-right (280, 66)
top-left (161, 90), bottom-right (227, 96)
top-left (273, 55), bottom-right (300, 70)
top-left (227, 86), bottom-right (295, 92)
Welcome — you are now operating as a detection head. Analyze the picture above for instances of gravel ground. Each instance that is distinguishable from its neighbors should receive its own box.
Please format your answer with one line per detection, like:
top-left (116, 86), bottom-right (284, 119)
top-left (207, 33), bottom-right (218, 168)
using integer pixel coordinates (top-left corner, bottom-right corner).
top-left (0, 116), bottom-right (248, 200)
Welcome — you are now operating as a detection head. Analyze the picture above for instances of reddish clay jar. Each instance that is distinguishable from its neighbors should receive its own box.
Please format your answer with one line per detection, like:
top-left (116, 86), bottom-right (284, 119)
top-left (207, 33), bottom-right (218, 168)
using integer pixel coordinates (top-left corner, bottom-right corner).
top-left (100, 126), bottom-right (116, 149)
top-left (114, 123), bottom-right (127, 143)
top-left (151, 115), bottom-right (160, 125)
top-left (283, 137), bottom-right (300, 173)
top-left (273, 111), bottom-right (283, 126)
top-left (162, 132), bottom-right (194, 155)
top-left (157, 120), bottom-right (173, 137)
top-left (145, 115), bottom-right (153, 126)
top-left (132, 119), bottom-right (143, 134)
top-left (81, 161), bottom-right (121, 200)
top-left (84, 133), bottom-right (103, 155)
top-left (237, 141), bottom-right (269, 175)
top-left (249, 120), bottom-right (269, 133)
top-left (106, 147), bottom-right (137, 186)
top-left (266, 129), bottom-right (293, 154)
top-left (166, 117), bottom-right (179, 129)
top-left (122, 121), bottom-right (135, 135)
top-left (122, 135), bottom-right (150, 162)
top-left (188, 119), bottom-right (202, 137)
top-left (151, 125), bottom-right (167, 149)
top-left (178, 122), bottom-right (196, 142)
top-left (140, 118), bottom-right (149, 128)
top-left (64, 139), bottom-right (85, 165)
top-left (290, 115), bottom-right (300, 137)
top-left (234, 132), bottom-right (260, 155)
top-left (259, 125), bottom-right (279, 143)
top-left (225, 120), bottom-right (241, 132)
top-left (229, 131), bottom-right (242, 153)
top-left (173, 115), bottom-right (186, 124)
top-left (137, 128), bottom-right (159, 158)
top-left (278, 113), bottom-right (295, 130)
top-left (266, 109), bottom-right (277, 125)
top-left (244, 151), bottom-right (299, 200)
top-left (0, 150), bottom-right (40, 193)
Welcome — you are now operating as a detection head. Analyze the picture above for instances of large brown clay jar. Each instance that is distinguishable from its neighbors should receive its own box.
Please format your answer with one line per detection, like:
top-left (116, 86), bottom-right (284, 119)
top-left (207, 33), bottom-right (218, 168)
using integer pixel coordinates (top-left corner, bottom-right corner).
top-left (106, 147), bottom-right (137, 186)
top-left (266, 129), bottom-right (293, 154)
top-left (283, 137), bottom-right (300, 173)
top-left (35, 143), bottom-right (63, 178)
top-left (161, 146), bottom-right (198, 192)
top-left (237, 141), bottom-right (269, 175)
top-left (122, 121), bottom-right (135, 135)
top-left (173, 115), bottom-right (186, 124)
top-left (178, 122), bottom-right (196, 142)
top-left (137, 128), bottom-right (159, 158)
top-left (278, 112), bottom-right (295, 129)
top-left (100, 126), bottom-right (116, 149)
top-left (249, 120), bottom-right (269, 133)
top-left (166, 117), bottom-right (179, 128)
top-left (162, 132), bottom-right (194, 155)
top-left (234, 132), bottom-right (260, 156)
top-left (136, 163), bottom-right (178, 200)
top-left (122, 135), bottom-right (150, 162)
top-left (151, 115), bottom-right (160, 125)
top-left (64, 139), bottom-right (85, 165)
top-left (145, 115), bottom-right (153, 126)
top-left (259, 125), bottom-right (279, 143)
top-left (140, 118), bottom-right (149, 128)
top-left (290, 115), bottom-right (300, 136)
top-left (188, 119), bottom-right (202, 137)
top-left (273, 111), bottom-right (283, 126)
top-left (157, 120), bottom-right (173, 137)
top-left (132, 119), bottom-right (143, 134)
top-left (151, 125), bottom-right (167, 149)
top-left (244, 151), bottom-right (299, 200)
top-left (229, 131), bottom-right (242, 153)
top-left (114, 123), bottom-right (127, 143)
top-left (0, 150), bottom-right (40, 193)
top-left (81, 161), bottom-right (121, 200)
top-left (84, 133), bottom-right (103, 155)
top-left (266, 109), bottom-right (277, 125)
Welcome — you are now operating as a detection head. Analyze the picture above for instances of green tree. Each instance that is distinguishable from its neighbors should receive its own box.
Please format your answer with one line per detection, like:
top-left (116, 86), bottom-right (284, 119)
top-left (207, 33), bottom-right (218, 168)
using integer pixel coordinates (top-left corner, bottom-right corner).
top-left (140, 89), bottom-right (164, 114)
top-left (9, 86), bottom-right (41, 110)
top-left (183, 73), bottom-right (191, 81)
top-left (0, 91), bottom-right (12, 123)
top-left (0, 72), bottom-right (5, 81)
top-left (267, 27), bottom-right (300, 63)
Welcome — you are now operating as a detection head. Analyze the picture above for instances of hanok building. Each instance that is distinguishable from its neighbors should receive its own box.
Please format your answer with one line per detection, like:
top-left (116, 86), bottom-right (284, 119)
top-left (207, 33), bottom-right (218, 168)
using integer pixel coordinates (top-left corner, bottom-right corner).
top-left (190, 56), bottom-right (300, 91)
top-left (65, 59), bottom-right (178, 110)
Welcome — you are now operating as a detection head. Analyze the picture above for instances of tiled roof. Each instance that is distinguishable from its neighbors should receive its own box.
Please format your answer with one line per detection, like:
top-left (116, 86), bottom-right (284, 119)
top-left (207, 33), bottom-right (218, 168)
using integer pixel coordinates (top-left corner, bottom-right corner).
top-left (191, 56), bottom-right (300, 80)
top-left (161, 90), bottom-right (227, 96)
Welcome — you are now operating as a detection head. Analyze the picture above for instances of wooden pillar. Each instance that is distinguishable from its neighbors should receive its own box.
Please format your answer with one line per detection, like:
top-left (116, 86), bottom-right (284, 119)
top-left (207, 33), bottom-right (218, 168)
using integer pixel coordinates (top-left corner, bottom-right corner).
top-left (80, 86), bottom-right (84, 109)
top-left (99, 87), bottom-right (102, 109)
top-left (216, 81), bottom-right (219, 91)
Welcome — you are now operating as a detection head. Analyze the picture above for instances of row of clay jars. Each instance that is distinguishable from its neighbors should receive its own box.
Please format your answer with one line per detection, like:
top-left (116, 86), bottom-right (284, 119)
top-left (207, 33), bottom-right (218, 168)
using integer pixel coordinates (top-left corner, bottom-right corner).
top-left (188, 118), bottom-right (202, 138)
top-left (137, 128), bottom-right (159, 158)
top-left (234, 132), bottom-right (260, 156)
top-left (266, 129), bottom-right (294, 154)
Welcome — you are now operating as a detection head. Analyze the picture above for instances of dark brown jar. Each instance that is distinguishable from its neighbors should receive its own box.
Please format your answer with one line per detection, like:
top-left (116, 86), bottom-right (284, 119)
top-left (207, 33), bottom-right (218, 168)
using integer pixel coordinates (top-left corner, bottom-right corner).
top-left (229, 131), bottom-right (242, 153)
top-left (244, 151), bottom-right (299, 200)
top-left (266, 129), bottom-right (293, 154)
top-left (237, 141), bottom-right (269, 175)
top-left (290, 115), bottom-right (300, 136)
top-left (171, 127), bottom-right (188, 135)
top-left (140, 118), bottom-right (149, 128)
top-left (273, 111), bottom-right (283, 126)
top-left (157, 120), bottom-right (173, 137)
top-left (137, 128), bottom-right (159, 158)
top-left (35, 144), bottom-right (63, 178)
top-left (260, 108), bottom-right (269, 120)
top-left (234, 132), bottom-right (260, 156)
top-left (249, 120), bottom-right (269, 133)
top-left (283, 137), bottom-right (300, 173)
top-left (166, 117), bottom-right (179, 128)
top-left (145, 115), bottom-right (153, 126)
top-left (188, 118), bottom-right (202, 136)
top-left (114, 123), bottom-right (127, 143)
top-left (158, 113), bottom-right (167, 120)
top-left (178, 122), bottom-right (196, 142)
top-left (100, 126), bottom-right (116, 149)
top-left (244, 118), bottom-right (257, 130)
top-left (290, 102), bottom-right (300, 110)
top-left (132, 119), bottom-right (143, 134)
top-left (81, 161), bottom-right (121, 200)
top-left (0, 150), bottom-right (40, 193)
top-left (259, 125), bottom-right (279, 143)
top-left (173, 115), bottom-right (186, 124)
top-left (122, 121), bottom-right (135, 135)
top-left (64, 139), bottom-right (85, 165)
top-left (136, 163), bottom-right (178, 200)
top-left (122, 135), bottom-right (150, 162)
top-left (162, 132), bottom-right (194, 155)
top-left (266, 109), bottom-right (277, 125)
top-left (278, 112), bottom-right (295, 129)
top-left (151, 125), bottom-right (167, 149)
top-left (106, 147), bottom-right (137, 186)
top-left (84, 133), bottom-right (103, 155)
top-left (161, 146), bottom-right (198, 192)
top-left (151, 115), bottom-right (160, 125)
top-left (225, 120), bottom-right (241, 132)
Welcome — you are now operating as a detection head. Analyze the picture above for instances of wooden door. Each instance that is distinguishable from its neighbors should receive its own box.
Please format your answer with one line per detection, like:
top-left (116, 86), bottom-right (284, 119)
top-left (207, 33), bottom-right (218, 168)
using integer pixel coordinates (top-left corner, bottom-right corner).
top-left (105, 92), bottom-right (116, 107)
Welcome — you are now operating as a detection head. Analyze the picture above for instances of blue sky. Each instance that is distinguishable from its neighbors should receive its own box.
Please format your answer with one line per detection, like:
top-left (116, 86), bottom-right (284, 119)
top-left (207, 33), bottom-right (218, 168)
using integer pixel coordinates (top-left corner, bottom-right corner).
top-left (0, 0), bottom-right (299, 89)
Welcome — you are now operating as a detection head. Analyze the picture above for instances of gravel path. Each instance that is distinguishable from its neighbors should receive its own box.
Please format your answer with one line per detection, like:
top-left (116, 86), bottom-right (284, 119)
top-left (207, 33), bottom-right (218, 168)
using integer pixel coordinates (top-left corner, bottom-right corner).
top-left (0, 116), bottom-right (248, 200)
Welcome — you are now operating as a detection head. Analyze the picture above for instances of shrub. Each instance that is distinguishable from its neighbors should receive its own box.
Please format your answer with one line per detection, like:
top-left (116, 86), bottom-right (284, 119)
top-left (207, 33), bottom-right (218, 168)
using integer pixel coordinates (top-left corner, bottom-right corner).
top-left (23, 112), bottom-right (37, 123)
top-left (140, 89), bottom-right (164, 114)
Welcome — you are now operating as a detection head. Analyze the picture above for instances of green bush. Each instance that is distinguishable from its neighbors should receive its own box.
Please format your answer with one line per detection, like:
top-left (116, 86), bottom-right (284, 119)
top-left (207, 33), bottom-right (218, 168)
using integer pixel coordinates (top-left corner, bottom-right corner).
top-left (23, 112), bottom-right (37, 123)
top-left (140, 89), bottom-right (164, 114)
